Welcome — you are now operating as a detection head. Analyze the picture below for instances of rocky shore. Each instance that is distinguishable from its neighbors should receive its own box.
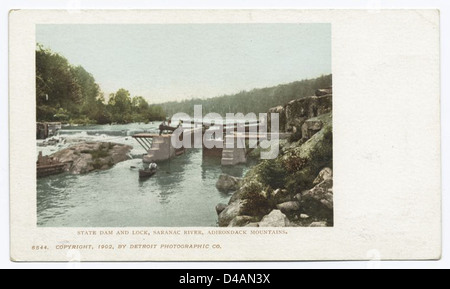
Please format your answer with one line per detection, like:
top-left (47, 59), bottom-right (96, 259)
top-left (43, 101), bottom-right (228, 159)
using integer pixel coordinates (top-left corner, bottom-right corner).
top-left (50, 142), bottom-right (132, 174)
top-left (216, 88), bottom-right (333, 227)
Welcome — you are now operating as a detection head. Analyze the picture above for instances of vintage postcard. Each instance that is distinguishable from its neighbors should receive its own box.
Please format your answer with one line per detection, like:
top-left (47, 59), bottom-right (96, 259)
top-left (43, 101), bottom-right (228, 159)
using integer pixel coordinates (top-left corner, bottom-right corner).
top-left (9, 10), bottom-right (440, 261)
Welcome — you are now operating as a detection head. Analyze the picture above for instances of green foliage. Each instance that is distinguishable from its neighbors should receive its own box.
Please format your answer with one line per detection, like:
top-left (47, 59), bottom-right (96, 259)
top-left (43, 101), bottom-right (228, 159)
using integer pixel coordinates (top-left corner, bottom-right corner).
top-left (255, 159), bottom-right (287, 190)
top-left (36, 44), bottom-right (83, 116)
top-left (283, 154), bottom-right (307, 173)
top-left (36, 44), bottom-right (166, 124)
top-left (238, 181), bottom-right (270, 216)
top-left (159, 75), bottom-right (332, 117)
top-left (285, 125), bottom-right (333, 194)
top-left (285, 168), bottom-right (316, 195)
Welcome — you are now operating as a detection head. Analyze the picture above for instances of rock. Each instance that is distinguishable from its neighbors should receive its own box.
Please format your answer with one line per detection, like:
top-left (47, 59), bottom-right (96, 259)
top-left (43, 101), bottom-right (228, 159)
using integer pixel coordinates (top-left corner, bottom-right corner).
top-left (215, 203), bottom-right (228, 215)
top-left (301, 119), bottom-right (323, 141)
top-left (281, 113), bottom-right (332, 194)
top-left (284, 93), bottom-right (332, 133)
top-left (315, 88), bottom-right (332, 96)
top-left (309, 221), bottom-right (328, 227)
top-left (71, 154), bottom-right (93, 175)
top-left (245, 222), bottom-right (260, 227)
top-left (276, 201), bottom-right (301, 214)
top-left (301, 179), bottom-right (334, 219)
top-left (313, 167), bottom-right (333, 185)
top-left (294, 193), bottom-right (302, 202)
top-left (300, 214), bottom-right (310, 219)
top-left (259, 210), bottom-right (290, 227)
top-left (51, 142), bottom-right (132, 175)
top-left (111, 145), bottom-right (132, 163)
top-left (218, 201), bottom-right (244, 227)
top-left (216, 174), bottom-right (242, 193)
top-left (271, 189), bottom-right (292, 204)
top-left (268, 106), bottom-right (287, 132)
top-left (228, 215), bottom-right (261, 227)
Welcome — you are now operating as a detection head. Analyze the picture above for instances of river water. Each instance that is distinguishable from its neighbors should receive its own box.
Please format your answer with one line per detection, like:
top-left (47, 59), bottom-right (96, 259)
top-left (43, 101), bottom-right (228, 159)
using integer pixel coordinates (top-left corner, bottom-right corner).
top-left (37, 123), bottom-right (255, 227)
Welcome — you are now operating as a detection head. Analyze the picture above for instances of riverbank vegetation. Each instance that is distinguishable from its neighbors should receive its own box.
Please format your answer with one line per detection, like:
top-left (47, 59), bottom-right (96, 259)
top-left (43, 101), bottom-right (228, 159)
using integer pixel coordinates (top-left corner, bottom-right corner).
top-left (36, 44), bottom-right (166, 124)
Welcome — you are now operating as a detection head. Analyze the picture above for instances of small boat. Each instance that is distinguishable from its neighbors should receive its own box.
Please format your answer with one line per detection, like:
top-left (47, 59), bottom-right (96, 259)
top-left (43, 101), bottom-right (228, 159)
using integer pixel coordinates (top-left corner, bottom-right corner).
top-left (36, 152), bottom-right (68, 178)
top-left (37, 163), bottom-right (67, 178)
top-left (139, 168), bottom-right (157, 179)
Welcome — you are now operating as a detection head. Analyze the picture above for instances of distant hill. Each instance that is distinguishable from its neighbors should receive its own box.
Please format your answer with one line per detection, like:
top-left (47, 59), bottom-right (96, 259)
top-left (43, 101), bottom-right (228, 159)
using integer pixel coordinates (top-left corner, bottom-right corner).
top-left (159, 74), bottom-right (332, 117)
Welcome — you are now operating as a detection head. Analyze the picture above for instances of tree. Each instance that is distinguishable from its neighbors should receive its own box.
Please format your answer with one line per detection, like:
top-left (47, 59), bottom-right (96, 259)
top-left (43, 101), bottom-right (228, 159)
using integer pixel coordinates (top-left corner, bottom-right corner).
top-left (36, 44), bottom-right (168, 124)
top-left (72, 65), bottom-right (101, 118)
top-left (158, 74), bottom-right (332, 117)
top-left (36, 44), bottom-right (83, 120)
top-left (107, 89), bottom-right (133, 123)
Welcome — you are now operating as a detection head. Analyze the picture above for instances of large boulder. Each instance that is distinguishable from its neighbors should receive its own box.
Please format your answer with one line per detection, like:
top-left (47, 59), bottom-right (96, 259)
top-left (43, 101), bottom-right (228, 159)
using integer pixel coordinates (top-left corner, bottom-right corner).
top-left (285, 93), bottom-right (332, 134)
top-left (71, 154), bottom-right (94, 175)
top-left (215, 203), bottom-right (228, 215)
top-left (282, 113), bottom-right (333, 193)
top-left (313, 167), bottom-right (333, 185)
top-left (216, 174), bottom-right (242, 193)
top-left (51, 142), bottom-right (132, 175)
top-left (218, 201), bottom-right (245, 227)
top-left (301, 179), bottom-right (334, 220)
top-left (259, 210), bottom-right (290, 227)
top-left (110, 144), bottom-right (133, 164)
top-left (276, 201), bottom-right (301, 215)
top-left (301, 119), bottom-right (323, 141)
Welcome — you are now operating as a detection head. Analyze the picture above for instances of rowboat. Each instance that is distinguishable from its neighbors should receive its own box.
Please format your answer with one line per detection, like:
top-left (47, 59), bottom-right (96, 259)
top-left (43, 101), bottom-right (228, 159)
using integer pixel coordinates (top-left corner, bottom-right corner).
top-left (139, 168), bottom-right (157, 179)
top-left (37, 152), bottom-right (68, 178)
top-left (37, 163), bottom-right (67, 178)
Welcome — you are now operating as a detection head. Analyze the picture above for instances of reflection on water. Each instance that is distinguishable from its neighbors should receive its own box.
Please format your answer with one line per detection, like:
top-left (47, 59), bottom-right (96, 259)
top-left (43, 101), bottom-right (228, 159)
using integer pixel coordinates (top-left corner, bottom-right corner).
top-left (37, 125), bottom-right (257, 227)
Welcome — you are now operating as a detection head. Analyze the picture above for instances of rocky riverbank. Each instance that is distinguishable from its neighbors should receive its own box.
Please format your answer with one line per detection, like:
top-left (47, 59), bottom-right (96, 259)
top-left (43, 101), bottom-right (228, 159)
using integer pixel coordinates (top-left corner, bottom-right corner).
top-left (51, 142), bottom-right (133, 174)
top-left (216, 88), bottom-right (333, 227)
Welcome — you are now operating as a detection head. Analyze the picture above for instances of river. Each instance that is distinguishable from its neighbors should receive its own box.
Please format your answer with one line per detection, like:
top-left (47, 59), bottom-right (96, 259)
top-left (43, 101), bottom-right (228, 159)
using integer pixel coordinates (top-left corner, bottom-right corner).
top-left (37, 123), bottom-right (256, 227)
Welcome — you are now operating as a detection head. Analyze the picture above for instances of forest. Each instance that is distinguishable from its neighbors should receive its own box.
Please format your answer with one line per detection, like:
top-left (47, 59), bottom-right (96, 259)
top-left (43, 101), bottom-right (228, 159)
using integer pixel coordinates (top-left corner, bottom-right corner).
top-left (36, 44), bottom-right (332, 124)
top-left (159, 74), bottom-right (332, 117)
top-left (36, 44), bottom-right (166, 124)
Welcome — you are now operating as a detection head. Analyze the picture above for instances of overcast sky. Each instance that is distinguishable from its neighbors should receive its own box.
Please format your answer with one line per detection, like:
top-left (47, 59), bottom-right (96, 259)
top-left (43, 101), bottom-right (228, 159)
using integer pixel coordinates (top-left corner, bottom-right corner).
top-left (36, 24), bottom-right (331, 104)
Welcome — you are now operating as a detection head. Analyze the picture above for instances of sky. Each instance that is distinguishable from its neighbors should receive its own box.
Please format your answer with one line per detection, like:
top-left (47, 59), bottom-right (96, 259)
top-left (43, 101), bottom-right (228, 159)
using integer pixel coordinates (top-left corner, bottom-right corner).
top-left (36, 24), bottom-right (331, 104)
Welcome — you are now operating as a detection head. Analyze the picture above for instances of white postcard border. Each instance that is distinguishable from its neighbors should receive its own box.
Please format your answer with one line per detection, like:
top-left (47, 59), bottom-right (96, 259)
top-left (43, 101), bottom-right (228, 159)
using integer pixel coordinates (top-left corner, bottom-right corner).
top-left (9, 9), bottom-right (441, 262)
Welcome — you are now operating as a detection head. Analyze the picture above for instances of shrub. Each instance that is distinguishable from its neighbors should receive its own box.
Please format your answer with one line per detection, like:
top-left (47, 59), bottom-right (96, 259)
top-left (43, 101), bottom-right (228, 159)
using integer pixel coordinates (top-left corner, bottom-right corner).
top-left (255, 159), bottom-right (286, 190)
top-left (239, 181), bottom-right (271, 216)
top-left (283, 154), bottom-right (307, 173)
top-left (285, 167), bottom-right (316, 195)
